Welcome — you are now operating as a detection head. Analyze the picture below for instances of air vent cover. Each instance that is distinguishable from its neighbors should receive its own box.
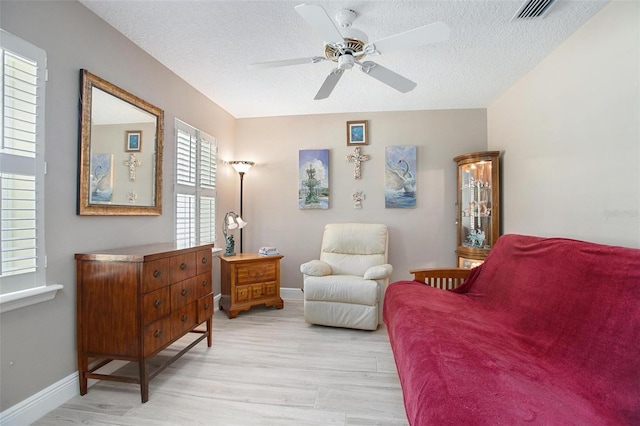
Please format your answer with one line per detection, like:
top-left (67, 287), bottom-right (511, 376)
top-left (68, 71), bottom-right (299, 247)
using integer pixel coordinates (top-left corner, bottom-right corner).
top-left (512, 0), bottom-right (557, 20)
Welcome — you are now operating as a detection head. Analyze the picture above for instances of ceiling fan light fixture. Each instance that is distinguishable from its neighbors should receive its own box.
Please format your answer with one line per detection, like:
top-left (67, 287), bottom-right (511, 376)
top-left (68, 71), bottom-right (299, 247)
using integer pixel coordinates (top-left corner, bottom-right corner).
top-left (338, 54), bottom-right (355, 70)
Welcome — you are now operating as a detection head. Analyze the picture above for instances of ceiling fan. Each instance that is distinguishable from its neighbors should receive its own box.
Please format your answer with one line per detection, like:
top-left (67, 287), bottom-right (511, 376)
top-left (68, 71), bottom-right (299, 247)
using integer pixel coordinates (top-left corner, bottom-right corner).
top-left (251, 4), bottom-right (450, 100)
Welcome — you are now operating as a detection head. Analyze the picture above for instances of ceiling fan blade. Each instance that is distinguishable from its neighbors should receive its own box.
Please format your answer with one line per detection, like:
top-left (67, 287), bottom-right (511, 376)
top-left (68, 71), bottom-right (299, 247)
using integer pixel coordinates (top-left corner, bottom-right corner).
top-left (295, 4), bottom-right (344, 46)
top-left (251, 56), bottom-right (326, 69)
top-left (314, 68), bottom-right (344, 100)
top-left (370, 21), bottom-right (450, 54)
top-left (360, 61), bottom-right (416, 93)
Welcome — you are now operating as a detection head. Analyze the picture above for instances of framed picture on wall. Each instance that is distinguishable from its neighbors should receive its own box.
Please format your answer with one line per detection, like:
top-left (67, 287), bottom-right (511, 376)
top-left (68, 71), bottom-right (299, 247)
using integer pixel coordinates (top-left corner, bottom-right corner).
top-left (299, 149), bottom-right (329, 210)
top-left (346, 120), bottom-right (368, 146)
top-left (125, 130), bottom-right (142, 152)
top-left (385, 145), bottom-right (417, 208)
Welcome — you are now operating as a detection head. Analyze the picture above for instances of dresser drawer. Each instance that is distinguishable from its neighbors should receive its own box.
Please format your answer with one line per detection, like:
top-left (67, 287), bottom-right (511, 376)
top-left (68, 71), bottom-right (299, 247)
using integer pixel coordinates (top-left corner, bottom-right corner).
top-left (197, 293), bottom-right (214, 323)
top-left (143, 316), bottom-right (172, 357)
top-left (236, 261), bottom-right (277, 285)
top-left (142, 258), bottom-right (171, 293)
top-left (195, 272), bottom-right (212, 299)
top-left (141, 287), bottom-right (171, 326)
top-left (196, 248), bottom-right (213, 275)
top-left (170, 252), bottom-right (196, 283)
top-left (171, 304), bottom-right (197, 339)
top-left (171, 277), bottom-right (199, 310)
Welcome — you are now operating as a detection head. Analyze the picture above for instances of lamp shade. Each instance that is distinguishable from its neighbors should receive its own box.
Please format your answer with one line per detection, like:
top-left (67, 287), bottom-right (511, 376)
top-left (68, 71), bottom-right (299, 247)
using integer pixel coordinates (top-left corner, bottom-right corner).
top-left (229, 160), bottom-right (255, 174)
top-left (236, 217), bottom-right (248, 228)
top-left (226, 214), bottom-right (238, 229)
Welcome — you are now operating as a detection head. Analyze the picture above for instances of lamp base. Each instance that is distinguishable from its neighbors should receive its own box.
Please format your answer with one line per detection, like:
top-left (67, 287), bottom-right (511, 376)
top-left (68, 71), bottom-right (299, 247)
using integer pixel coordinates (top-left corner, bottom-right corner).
top-left (224, 235), bottom-right (236, 257)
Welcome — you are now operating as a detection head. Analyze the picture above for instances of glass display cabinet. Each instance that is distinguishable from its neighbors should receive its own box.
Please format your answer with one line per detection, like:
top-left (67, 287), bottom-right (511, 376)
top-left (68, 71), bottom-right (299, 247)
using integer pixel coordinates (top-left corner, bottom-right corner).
top-left (454, 151), bottom-right (501, 268)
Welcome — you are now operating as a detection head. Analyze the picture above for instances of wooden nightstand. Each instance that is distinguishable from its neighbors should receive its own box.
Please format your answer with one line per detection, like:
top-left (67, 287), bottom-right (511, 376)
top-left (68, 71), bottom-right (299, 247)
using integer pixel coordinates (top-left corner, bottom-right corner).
top-left (219, 253), bottom-right (284, 318)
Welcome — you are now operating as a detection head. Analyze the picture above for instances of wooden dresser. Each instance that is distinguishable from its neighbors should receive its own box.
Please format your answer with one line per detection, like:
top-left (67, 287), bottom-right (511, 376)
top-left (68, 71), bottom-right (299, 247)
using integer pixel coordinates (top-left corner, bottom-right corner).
top-left (220, 253), bottom-right (284, 318)
top-left (75, 242), bottom-right (214, 403)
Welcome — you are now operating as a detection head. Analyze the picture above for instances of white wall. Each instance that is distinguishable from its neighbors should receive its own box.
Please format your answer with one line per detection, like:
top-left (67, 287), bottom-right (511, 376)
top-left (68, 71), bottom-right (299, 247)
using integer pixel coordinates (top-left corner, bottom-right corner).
top-left (235, 109), bottom-right (487, 290)
top-left (488, 0), bottom-right (640, 248)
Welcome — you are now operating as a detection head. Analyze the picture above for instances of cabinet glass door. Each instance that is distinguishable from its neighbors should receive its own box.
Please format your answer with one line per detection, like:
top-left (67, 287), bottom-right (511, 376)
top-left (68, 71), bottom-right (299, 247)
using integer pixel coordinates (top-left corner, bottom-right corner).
top-left (459, 160), bottom-right (494, 249)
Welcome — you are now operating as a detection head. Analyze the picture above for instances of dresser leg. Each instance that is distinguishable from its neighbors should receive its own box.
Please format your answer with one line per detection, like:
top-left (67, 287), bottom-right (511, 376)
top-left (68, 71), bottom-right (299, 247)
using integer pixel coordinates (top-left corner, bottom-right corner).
top-left (139, 359), bottom-right (149, 403)
top-left (78, 355), bottom-right (88, 395)
top-left (206, 318), bottom-right (212, 347)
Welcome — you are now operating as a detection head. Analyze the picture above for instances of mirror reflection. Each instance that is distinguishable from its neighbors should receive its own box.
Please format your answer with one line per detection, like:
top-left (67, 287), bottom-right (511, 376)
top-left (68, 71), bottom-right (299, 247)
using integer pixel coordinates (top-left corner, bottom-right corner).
top-left (78, 70), bottom-right (163, 215)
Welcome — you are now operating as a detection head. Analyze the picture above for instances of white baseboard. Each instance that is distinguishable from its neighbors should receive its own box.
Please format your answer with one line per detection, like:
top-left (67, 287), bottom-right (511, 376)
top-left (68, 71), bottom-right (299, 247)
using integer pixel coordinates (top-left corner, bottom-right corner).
top-left (0, 371), bottom-right (78, 426)
top-left (0, 290), bottom-right (302, 425)
top-left (281, 287), bottom-right (304, 300)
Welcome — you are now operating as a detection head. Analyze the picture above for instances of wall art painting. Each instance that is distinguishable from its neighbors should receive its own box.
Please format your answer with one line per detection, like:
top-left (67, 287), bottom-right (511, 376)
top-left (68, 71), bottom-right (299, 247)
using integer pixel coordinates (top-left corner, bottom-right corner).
top-left (89, 153), bottom-right (114, 204)
top-left (385, 145), bottom-right (416, 208)
top-left (299, 149), bottom-right (329, 209)
top-left (347, 120), bottom-right (368, 145)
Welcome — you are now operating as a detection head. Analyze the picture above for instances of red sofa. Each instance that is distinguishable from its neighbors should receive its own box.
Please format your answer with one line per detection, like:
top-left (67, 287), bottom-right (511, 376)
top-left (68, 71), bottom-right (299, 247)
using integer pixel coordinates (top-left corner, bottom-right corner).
top-left (384, 234), bottom-right (640, 425)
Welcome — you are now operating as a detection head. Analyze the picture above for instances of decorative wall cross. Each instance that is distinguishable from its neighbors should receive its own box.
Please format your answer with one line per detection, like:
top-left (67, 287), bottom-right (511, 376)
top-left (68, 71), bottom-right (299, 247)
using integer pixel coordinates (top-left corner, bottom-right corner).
top-left (124, 153), bottom-right (142, 181)
top-left (346, 146), bottom-right (370, 179)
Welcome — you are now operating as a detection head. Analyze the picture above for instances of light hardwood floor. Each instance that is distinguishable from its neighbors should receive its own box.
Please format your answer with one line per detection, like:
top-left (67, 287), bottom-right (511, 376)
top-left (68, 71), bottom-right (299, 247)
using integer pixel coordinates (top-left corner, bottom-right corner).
top-left (34, 300), bottom-right (408, 425)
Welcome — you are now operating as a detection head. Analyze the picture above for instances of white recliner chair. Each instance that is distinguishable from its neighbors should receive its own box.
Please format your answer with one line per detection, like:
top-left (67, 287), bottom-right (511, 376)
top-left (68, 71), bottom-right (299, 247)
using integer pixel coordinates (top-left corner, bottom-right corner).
top-left (300, 223), bottom-right (393, 331)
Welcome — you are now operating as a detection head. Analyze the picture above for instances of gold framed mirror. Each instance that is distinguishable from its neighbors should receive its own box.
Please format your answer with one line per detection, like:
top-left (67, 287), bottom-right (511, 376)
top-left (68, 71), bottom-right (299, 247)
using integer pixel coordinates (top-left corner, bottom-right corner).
top-left (78, 69), bottom-right (163, 215)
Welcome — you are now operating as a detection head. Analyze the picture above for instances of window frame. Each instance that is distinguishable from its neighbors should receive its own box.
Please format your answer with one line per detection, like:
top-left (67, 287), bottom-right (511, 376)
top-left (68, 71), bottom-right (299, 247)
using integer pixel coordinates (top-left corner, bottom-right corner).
top-left (0, 30), bottom-right (61, 313)
top-left (174, 119), bottom-right (217, 247)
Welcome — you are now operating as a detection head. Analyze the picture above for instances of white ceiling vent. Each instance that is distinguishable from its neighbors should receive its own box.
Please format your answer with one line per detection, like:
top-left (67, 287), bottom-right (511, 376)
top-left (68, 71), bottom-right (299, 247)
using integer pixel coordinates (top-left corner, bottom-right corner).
top-left (512, 0), bottom-right (557, 20)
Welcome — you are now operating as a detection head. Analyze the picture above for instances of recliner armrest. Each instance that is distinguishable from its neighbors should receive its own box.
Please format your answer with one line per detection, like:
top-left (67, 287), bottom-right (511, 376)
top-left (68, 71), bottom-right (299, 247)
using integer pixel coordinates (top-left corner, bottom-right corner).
top-left (364, 264), bottom-right (393, 280)
top-left (300, 260), bottom-right (332, 276)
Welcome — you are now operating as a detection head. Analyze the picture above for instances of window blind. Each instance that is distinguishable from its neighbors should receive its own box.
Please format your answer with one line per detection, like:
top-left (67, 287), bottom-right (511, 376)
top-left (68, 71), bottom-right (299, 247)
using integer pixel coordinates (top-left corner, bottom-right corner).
top-left (0, 31), bottom-right (47, 294)
top-left (175, 119), bottom-right (217, 247)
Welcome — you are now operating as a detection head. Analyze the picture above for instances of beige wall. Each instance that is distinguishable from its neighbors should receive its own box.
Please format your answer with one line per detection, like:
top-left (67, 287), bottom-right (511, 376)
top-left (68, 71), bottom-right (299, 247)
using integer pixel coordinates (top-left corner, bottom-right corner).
top-left (0, 0), bottom-right (237, 411)
top-left (488, 0), bottom-right (640, 247)
top-left (235, 110), bottom-right (487, 290)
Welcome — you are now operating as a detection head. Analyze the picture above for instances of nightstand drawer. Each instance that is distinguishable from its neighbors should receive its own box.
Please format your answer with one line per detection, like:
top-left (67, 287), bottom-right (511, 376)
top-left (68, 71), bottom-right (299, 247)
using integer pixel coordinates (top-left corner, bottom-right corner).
top-left (264, 281), bottom-right (277, 297)
top-left (236, 261), bottom-right (276, 285)
top-left (236, 285), bottom-right (250, 302)
top-left (251, 283), bottom-right (265, 299)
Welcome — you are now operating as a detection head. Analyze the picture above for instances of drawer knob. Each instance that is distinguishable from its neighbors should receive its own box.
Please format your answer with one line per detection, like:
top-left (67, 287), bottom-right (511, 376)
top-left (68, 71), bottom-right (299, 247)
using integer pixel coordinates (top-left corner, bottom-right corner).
top-left (180, 262), bottom-right (187, 270)
top-left (204, 303), bottom-right (210, 310)
top-left (201, 257), bottom-right (208, 264)
top-left (181, 314), bottom-right (188, 322)
top-left (202, 280), bottom-right (208, 287)
top-left (154, 329), bottom-right (162, 338)
top-left (181, 288), bottom-right (188, 296)
top-left (154, 299), bottom-right (162, 308)
top-left (153, 270), bottom-right (161, 278)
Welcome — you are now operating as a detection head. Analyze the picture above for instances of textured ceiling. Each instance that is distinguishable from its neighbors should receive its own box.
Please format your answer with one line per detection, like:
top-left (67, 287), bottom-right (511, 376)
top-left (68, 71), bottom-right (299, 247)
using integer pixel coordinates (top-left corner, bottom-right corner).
top-left (79, 0), bottom-right (609, 119)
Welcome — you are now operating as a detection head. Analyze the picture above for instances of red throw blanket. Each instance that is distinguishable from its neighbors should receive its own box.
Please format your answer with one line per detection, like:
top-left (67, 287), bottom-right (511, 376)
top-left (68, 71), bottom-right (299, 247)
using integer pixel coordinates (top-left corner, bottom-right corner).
top-left (384, 234), bottom-right (640, 425)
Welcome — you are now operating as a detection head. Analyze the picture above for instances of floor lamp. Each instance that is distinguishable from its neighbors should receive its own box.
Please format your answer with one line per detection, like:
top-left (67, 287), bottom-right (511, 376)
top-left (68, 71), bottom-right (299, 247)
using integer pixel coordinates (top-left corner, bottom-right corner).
top-left (228, 160), bottom-right (254, 253)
